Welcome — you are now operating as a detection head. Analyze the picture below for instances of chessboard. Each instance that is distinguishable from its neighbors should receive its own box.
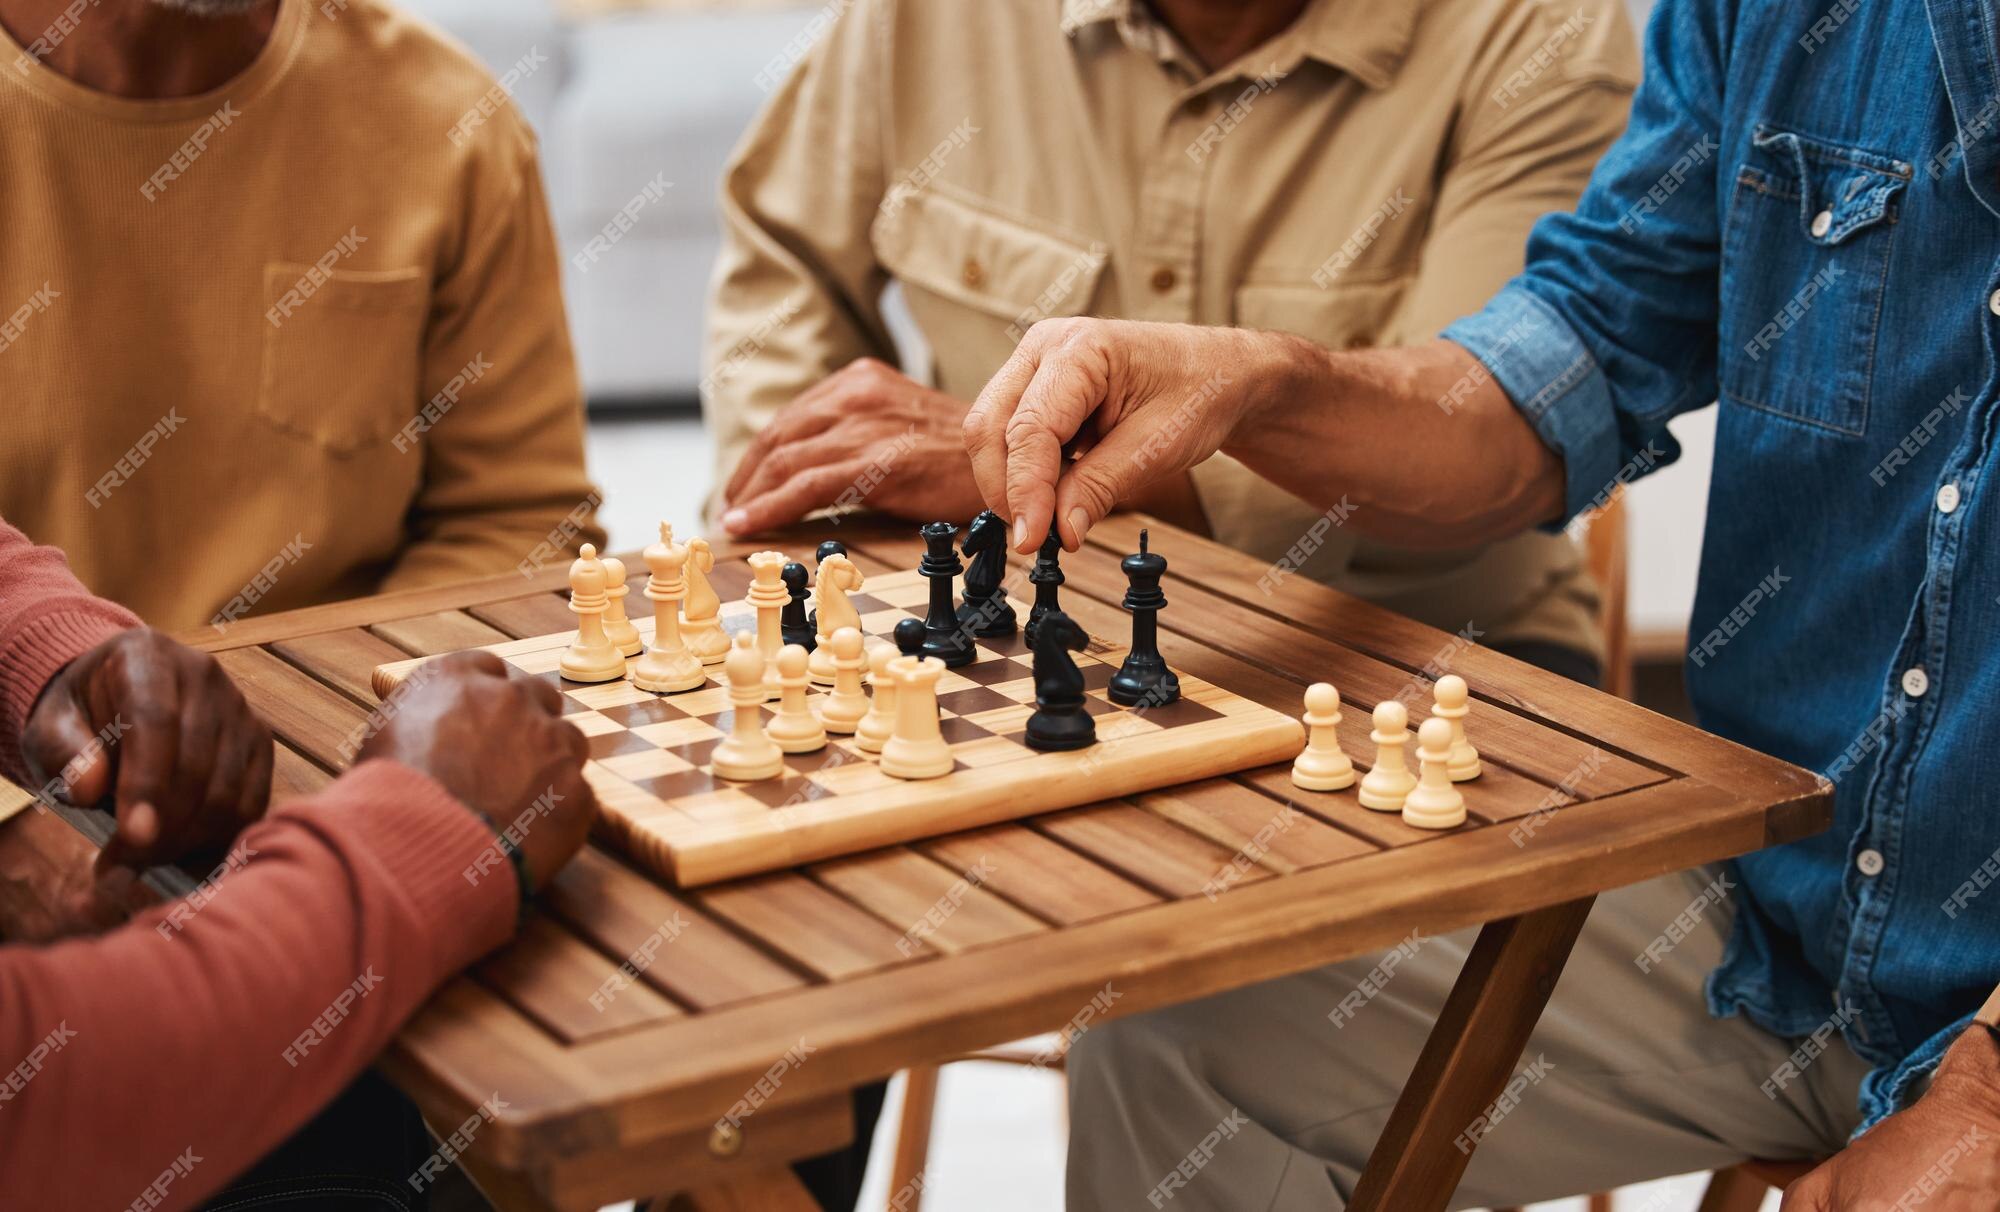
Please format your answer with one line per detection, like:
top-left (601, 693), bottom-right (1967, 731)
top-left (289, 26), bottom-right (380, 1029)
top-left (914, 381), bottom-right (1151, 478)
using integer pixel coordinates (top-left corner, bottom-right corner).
top-left (371, 569), bottom-right (1304, 887)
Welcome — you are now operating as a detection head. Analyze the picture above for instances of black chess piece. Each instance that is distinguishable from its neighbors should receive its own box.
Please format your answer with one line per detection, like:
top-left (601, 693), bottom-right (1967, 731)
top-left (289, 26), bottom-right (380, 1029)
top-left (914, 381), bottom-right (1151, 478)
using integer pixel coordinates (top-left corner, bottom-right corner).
top-left (808, 540), bottom-right (847, 633)
top-left (893, 616), bottom-right (927, 659)
top-left (956, 509), bottom-right (1017, 637)
top-left (1023, 524), bottom-right (1065, 648)
top-left (1025, 609), bottom-right (1095, 751)
top-left (1108, 530), bottom-right (1180, 707)
top-left (780, 561), bottom-right (815, 651)
top-left (917, 521), bottom-right (974, 667)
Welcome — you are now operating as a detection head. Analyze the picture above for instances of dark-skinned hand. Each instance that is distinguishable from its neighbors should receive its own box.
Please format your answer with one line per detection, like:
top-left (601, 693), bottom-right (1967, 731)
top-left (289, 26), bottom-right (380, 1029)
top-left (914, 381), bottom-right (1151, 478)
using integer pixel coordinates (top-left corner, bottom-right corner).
top-left (355, 650), bottom-right (595, 892)
top-left (1781, 1028), bottom-right (2000, 1210)
top-left (720, 357), bottom-right (987, 536)
top-left (23, 627), bottom-right (274, 874)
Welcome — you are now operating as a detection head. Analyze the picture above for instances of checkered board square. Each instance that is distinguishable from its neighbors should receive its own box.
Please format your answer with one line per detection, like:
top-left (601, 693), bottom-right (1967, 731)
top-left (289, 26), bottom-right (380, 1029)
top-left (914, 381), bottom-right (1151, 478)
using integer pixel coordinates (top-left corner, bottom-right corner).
top-left (373, 570), bottom-right (1303, 887)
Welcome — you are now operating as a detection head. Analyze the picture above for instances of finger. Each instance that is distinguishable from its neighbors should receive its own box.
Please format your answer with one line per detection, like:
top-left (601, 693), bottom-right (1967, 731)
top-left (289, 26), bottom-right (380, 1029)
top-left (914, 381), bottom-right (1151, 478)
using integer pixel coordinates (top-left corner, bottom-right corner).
top-left (966, 341), bottom-right (1047, 549)
top-left (20, 693), bottom-right (109, 806)
top-left (235, 724), bottom-right (275, 828)
top-left (728, 462), bottom-right (872, 536)
top-left (94, 801), bottom-right (159, 874)
top-left (1003, 340), bottom-right (1112, 552)
top-left (93, 646), bottom-right (183, 846)
top-left (1777, 1170), bottom-right (1832, 1212)
top-left (512, 665), bottom-right (567, 716)
top-left (725, 432), bottom-right (866, 533)
top-left (442, 649), bottom-right (509, 680)
top-left (1050, 413), bottom-right (1172, 549)
top-left (723, 400), bottom-right (845, 504)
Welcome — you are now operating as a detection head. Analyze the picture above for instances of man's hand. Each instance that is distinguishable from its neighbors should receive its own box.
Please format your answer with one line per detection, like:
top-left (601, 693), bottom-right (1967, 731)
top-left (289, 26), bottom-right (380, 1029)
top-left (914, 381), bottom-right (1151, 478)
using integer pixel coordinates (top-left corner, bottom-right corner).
top-left (1782, 1030), bottom-right (2000, 1210)
top-left (721, 358), bottom-right (987, 536)
top-left (22, 628), bottom-right (275, 873)
top-left (963, 319), bottom-right (1307, 553)
top-left (356, 651), bottom-right (594, 891)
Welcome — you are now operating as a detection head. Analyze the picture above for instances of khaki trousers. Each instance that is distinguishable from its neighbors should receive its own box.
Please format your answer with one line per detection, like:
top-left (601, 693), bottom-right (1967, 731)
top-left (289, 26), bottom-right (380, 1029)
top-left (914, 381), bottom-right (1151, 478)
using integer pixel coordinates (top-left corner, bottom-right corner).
top-left (1067, 866), bottom-right (1869, 1211)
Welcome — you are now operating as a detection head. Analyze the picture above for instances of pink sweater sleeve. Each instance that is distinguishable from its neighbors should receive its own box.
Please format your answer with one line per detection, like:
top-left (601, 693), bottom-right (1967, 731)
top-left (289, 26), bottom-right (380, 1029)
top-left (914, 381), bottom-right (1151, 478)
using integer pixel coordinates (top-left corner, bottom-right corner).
top-left (0, 517), bottom-right (141, 784)
top-left (0, 760), bottom-right (518, 1211)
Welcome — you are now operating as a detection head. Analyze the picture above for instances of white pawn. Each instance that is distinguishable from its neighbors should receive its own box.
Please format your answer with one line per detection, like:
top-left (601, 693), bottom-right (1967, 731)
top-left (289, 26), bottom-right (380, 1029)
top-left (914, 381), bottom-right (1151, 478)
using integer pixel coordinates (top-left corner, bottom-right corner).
top-left (766, 644), bottom-right (827, 754)
top-left (601, 556), bottom-right (643, 657)
top-left (880, 655), bottom-right (951, 779)
top-left (710, 634), bottom-right (784, 782)
top-left (560, 544), bottom-right (627, 683)
top-left (1291, 682), bottom-right (1355, 791)
top-left (854, 645), bottom-right (898, 754)
top-left (817, 627), bottom-right (870, 735)
top-left (1403, 718), bottom-right (1468, 830)
top-left (1357, 700), bottom-right (1417, 812)
top-left (1432, 674), bottom-right (1482, 782)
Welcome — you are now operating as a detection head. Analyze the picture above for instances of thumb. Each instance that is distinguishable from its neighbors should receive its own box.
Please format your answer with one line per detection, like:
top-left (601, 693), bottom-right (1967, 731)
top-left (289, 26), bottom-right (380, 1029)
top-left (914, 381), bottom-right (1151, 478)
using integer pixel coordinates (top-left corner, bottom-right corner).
top-left (21, 691), bottom-right (110, 807)
top-left (1049, 418), bottom-right (1168, 550)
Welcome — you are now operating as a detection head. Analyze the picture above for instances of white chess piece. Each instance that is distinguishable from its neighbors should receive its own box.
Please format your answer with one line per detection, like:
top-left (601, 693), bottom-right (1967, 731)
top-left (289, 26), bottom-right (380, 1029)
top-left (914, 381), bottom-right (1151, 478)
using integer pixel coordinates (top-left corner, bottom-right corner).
top-left (854, 645), bottom-right (897, 754)
top-left (880, 654), bottom-right (951, 779)
top-left (766, 644), bottom-right (828, 753)
top-left (1291, 682), bottom-right (1355, 791)
top-left (681, 536), bottom-right (731, 665)
top-left (632, 524), bottom-right (704, 693)
top-left (710, 634), bottom-right (785, 781)
top-left (745, 551), bottom-right (789, 701)
top-left (1402, 717), bottom-right (1468, 830)
top-left (808, 554), bottom-right (865, 686)
top-left (601, 556), bottom-right (643, 657)
top-left (1431, 674), bottom-right (1482, 781)
top-left (560, 544), bottom-right (627, 683)
top-left (1357, 700), bottom-right (1417, 811)
top-left (817, 627), bottom-right (870, 734)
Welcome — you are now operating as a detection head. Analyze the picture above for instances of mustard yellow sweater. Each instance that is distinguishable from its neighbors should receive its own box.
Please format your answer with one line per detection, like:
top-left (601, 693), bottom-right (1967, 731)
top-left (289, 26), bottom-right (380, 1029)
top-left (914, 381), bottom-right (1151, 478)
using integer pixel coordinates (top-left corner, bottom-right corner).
top-left (0, 0), bottom-right (603, 632)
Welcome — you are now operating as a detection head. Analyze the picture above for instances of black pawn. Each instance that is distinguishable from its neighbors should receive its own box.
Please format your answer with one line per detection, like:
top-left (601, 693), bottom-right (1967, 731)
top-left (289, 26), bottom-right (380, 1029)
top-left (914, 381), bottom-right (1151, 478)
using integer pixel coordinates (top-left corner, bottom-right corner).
top-left (918, 521), bottom-right (974, 667)
top-left (1025, 609), bottom-right (1095, 751)
top-left (893, 616), bottom-right (927, 659)
top-left (1023, 525), bottom-right (1065, 649)
top-left (780, 561), bottom-right (815, 651)
top-left (957, 509), bottom-right (1017, 637)
top-left (1108, 530), bottom-right (1179, 707)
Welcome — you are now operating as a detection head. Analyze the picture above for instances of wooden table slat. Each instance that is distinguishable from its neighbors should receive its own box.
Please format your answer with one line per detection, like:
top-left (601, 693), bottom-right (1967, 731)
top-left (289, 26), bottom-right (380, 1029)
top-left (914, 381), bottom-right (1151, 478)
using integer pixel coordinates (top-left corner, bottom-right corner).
top-left (810, 847), bottom-right (1047, 955)
top-left (371, 609), bottom-right (512, 656)
top-left (470, 592), bottom-right (579, 640)
top-left (694, 870), bottom-right (936, 980)
top-left (1135, 777), bottom-right (1377, 875)
top-left (269, 628), bottom-right (412, 708)
top-left (919, 824), bottom-right (1159, 927)
top-left (477, 915), bottom-right (684, 1042)
top-left (1034, 801), bottom-right (1272, 900)
top-left (213, 647), bottom-right (370, 771)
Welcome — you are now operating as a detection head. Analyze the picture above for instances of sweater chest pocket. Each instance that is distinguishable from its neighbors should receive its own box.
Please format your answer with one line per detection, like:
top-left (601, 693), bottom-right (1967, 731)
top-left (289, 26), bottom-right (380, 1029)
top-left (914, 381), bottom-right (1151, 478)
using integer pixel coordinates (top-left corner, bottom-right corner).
top-left (1718, 126), bottom-right (1910, 438)
top-left (257, 262), bottom-right (428, 455)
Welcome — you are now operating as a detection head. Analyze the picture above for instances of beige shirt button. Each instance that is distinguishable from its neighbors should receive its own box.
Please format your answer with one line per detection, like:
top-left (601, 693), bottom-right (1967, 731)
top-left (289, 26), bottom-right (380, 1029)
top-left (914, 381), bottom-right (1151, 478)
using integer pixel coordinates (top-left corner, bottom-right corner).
top-left (1811, 209), bottom-right (1833, 238)
top-left (1150, 266), bottom-right (1177, 293)
top-left (1902, 666), bottom-right (1930, 698)
top-left (1856, 848), bottom-right (1885, 876)
top-left (1937, 482), bottom-right (1961, 514)
top-left (962, 258), bottom-right (984, 288)
top-left (1989, 289), bottom-right (2000, 317)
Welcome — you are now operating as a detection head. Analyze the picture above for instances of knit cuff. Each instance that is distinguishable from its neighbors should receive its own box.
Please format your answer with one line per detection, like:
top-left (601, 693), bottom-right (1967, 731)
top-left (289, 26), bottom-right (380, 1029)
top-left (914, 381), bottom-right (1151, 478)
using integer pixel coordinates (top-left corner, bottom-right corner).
top-left (0, 600), bottom-right (140, 784)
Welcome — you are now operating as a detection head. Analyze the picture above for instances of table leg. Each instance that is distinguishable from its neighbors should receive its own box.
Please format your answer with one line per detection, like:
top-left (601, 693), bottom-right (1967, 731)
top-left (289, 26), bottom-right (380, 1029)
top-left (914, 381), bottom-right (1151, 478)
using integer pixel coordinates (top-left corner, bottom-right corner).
top-left (1348, 897), bottom-right (1595, 1212)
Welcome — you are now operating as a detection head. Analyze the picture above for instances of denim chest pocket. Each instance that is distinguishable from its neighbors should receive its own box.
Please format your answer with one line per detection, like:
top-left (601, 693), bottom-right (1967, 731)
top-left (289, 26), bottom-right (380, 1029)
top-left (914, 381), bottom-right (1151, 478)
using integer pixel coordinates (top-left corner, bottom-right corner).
top-left (1719, 125), bottom-right (1911, 437)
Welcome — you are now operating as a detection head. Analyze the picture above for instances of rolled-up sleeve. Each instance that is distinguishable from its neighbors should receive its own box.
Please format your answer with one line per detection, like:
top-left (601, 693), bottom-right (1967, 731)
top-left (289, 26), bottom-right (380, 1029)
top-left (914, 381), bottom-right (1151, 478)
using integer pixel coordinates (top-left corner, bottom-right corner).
top-left (1443, 0), bottom-right (1731, 524)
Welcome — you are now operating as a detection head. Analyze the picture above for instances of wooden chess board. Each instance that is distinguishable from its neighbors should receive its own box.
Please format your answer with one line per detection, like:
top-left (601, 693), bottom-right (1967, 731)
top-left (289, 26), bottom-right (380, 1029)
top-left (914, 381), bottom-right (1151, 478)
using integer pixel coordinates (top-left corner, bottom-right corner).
top-left (371, 570), bottom-right (1304, 886)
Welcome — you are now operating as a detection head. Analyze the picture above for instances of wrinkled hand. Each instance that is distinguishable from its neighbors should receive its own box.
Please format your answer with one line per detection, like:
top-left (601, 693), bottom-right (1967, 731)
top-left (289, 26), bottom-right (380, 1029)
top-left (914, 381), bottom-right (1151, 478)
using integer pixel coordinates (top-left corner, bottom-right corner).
top-left (964, 318), bottom-right (1309, 552)
top-left (1782, 1030), bottom-right (2000, 1210)
top-left (23, 627), bottom-right (274, 873)
top-left (356, 651), bottom-right (594, 892)
top-left (721, 358), bottom-right (987, 536)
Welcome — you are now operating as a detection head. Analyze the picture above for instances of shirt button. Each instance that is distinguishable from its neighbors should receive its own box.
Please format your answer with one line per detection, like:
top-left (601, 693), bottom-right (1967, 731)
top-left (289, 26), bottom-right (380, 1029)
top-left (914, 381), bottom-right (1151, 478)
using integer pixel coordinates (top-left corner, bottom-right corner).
top-left (1937, 482), bottom-right (1962, 514)
top-left (1811, 209), bottom-right (1833, 237)
top-left (1856, 849), bottom-right (1885, 876)
top-left (962, 258), bottom-right (985, 288)
top-left (1150, 266), bottom-right (1177, 293)
top-left (1989, 289), bottom-right (2000, 317)
top-left (1902, 666), bottom-right (1930, 697)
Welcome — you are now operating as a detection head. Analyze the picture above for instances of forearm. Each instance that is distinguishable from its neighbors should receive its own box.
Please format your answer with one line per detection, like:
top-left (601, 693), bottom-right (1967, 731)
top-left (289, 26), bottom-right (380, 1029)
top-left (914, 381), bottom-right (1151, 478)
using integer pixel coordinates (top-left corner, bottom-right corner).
top-left (0, 760), bottom-right (515, 1210)
top-left (0, 520), bottom-right (138, 783)
top-left (1222, 335), bottom-right (1566, 549)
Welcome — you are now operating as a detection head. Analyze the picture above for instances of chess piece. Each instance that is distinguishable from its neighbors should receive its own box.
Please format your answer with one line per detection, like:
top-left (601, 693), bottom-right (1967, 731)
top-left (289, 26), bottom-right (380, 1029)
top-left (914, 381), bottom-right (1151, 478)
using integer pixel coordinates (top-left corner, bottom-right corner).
top-left (1403, 718), bottom-right (1468, 830)
top-left (817, 627), bottom-right (870, 734)
top-left (1291, 682), bottom-right (1355, 791)
top-left (766, 644), bottom-right (828, 753)
top-left (601, 556), bottom-right (643, 657)
top-left (854, 643), bottom-right (898, 754)
top-left (1108, 529), bottom-right (1180, 707)
top-left (1025, 609), bottom-right (1096, 752)
top-left (778, 561), bottom-right (817, 651)
top-left (681, 536), bottom-right (731, 665)
top-left (880, 654), bottom-right (952, 779)
top-left (1023, 524), bottom-right (1065, 648)
top-left (918, 521), bottom-right (974, 667)
top-left (957, 509), bottom-right (1017, 637)
top-left (1357, 700), bottom-right (1417, 811)
top-left (808, 553), bottom-right (865, 686)
top-left (1432, 674), bottom-right (1482, 781)
top-left (710, 634), bottom-right (785, 781)
top-left (632, 524), bottom-right (704, 693)
top-left (745, 551), bottom-right (789, 699)
top-left (807, 540), bottom-right (846, 628)
top-left (560, 544), bottom-right (627, 683)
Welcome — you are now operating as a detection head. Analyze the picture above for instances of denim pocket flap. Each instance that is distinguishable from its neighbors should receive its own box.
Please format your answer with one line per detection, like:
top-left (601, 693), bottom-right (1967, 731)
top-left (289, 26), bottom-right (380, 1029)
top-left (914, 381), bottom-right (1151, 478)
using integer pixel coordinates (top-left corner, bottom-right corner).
top-left (1748, 125), bottom-right (1911, 246)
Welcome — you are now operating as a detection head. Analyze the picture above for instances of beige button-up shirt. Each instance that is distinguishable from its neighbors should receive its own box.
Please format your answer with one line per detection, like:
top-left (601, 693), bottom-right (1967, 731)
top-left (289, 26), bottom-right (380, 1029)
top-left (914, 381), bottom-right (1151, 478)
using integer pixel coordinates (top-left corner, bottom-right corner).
top-left (704, 0), bottom-right (1639, 657)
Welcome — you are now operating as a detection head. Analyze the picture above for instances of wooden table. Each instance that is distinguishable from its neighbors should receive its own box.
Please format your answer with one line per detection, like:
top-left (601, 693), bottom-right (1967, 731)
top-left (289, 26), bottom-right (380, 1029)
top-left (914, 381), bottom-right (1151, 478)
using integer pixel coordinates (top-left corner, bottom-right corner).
top-left (0, 515), bottom-right (1830, 1211)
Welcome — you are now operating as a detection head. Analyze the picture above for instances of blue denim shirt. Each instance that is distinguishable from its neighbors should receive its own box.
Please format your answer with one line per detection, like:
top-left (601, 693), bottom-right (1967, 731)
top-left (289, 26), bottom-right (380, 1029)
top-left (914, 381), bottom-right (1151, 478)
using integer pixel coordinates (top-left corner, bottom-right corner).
top-left (1444, 0), bottom-right (2000, 1129)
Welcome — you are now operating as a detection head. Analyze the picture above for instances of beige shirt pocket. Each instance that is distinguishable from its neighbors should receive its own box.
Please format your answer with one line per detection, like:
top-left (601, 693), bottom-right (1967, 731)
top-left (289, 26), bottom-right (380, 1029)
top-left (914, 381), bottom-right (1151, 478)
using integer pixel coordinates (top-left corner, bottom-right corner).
top-left (257, 264), bottom-right (428, 455)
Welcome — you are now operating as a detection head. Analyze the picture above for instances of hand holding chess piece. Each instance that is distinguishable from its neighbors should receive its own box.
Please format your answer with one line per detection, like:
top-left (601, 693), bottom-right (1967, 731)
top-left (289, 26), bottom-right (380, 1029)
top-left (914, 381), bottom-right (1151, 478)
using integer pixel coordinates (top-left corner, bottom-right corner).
top-left (632, 524), bottom-right (704, 693)
top-left (1291, 682), bottom-right (1355, 791)
top-left (560, 544), bottom-right (627, 683)
top-left (1357, 700), bottom-right (1416, 811)
top-left (710, 634), bottom-right (784, 782)
top-left (1403, 718), bottom-right (1467, 829)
